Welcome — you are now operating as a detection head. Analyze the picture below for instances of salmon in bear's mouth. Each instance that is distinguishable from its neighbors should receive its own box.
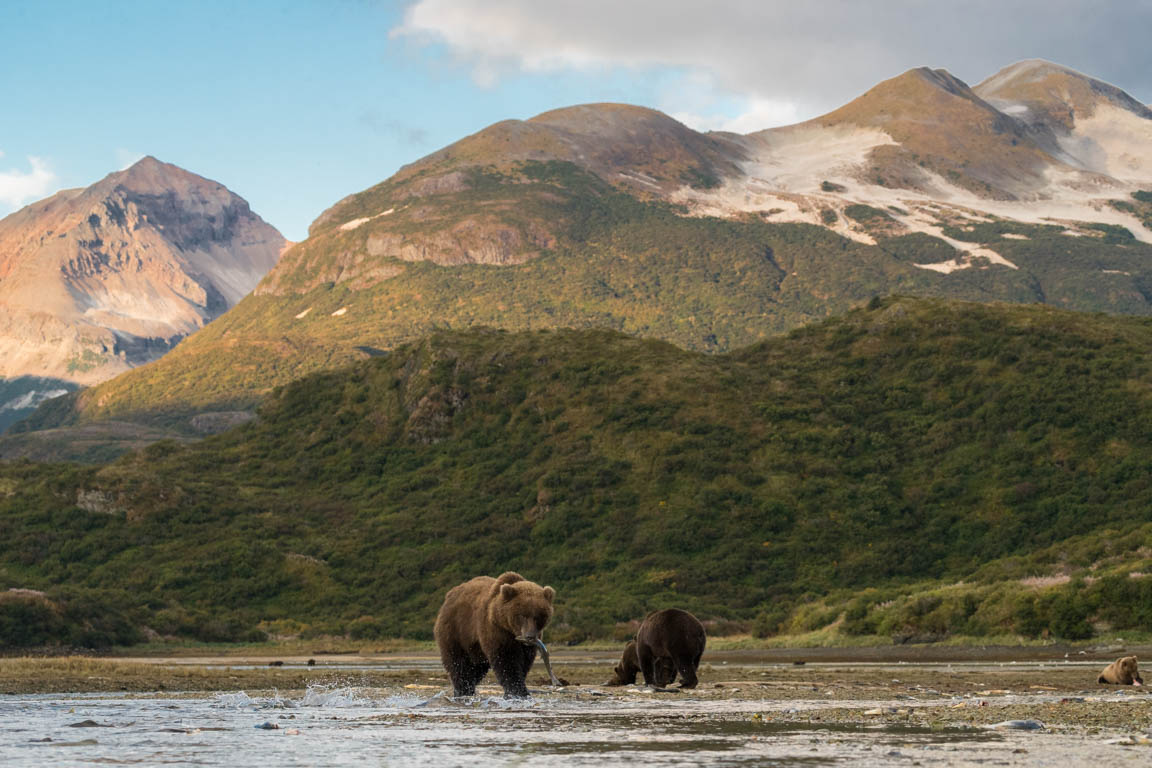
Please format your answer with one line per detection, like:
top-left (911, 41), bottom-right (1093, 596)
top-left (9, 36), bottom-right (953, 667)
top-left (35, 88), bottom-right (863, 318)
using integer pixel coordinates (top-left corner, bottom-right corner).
top-left (526, 638), bottom-right (562, 686)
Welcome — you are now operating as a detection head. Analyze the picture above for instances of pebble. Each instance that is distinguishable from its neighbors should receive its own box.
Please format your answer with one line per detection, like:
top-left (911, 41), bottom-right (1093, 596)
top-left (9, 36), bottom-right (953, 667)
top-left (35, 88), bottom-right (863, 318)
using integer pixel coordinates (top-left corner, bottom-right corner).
top-left (1104, 734), bottom-right (1152, 746)
top-left (989, 720), bottom-right (1045, 731)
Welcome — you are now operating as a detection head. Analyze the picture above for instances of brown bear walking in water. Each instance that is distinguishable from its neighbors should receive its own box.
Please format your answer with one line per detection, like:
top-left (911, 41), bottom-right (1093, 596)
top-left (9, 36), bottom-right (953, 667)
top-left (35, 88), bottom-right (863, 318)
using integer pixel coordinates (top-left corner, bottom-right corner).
top-left (1098, 655), bottom-right (1144, 685)
top-left (605, 608), bottom-right (706, 689)
top-left (434, 571), bottom-right (555, 698)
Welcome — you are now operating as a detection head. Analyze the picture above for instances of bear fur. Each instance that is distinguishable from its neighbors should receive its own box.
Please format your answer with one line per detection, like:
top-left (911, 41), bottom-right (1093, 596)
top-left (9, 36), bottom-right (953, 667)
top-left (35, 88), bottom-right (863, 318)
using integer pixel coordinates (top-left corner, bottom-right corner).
top-left (604, 640), bottom-right (676, 687)
top-left (1098, 655), bottom-right (1143, 685)
top-left (606, 608), bottom-right (706, 689)
top-left (434, 571), bottom-right (555, 698)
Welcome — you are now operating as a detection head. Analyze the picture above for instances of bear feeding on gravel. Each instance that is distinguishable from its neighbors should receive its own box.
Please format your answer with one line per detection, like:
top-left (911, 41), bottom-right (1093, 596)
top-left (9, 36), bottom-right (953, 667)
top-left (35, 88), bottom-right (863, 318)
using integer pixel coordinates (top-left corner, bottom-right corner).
top-left (1098, 655), bottom-right (1144, 685)
top-left (604, 640), bottom-right (676, 687)
top-left (606, 608), bottom-right (706, 689)
top-left (434, 571), bottom-right (555, 698)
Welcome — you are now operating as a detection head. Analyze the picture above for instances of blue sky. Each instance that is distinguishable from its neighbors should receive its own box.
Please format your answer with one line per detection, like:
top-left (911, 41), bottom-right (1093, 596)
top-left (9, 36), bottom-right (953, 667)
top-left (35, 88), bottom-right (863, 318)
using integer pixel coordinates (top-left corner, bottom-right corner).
top-left (3, 0), bottom-right (1151, 241)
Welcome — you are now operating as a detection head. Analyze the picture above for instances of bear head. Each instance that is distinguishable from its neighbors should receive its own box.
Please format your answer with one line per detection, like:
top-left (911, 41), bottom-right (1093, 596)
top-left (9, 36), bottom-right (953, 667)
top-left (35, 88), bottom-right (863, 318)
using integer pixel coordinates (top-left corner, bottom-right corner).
top-left (605, 641), bottom-right (640, 686)
top-left (604, 639), bottom-right (677, 686)
top-left (488, 572), bottom-right (555, 645)
top-left (1120, 655), bottom-right (1142, 684)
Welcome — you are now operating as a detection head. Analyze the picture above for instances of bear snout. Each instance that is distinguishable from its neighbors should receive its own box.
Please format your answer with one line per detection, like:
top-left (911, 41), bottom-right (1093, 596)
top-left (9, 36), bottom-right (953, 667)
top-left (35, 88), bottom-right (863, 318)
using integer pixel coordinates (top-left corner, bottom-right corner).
top-left (515, 620), bottom-right (541, 644)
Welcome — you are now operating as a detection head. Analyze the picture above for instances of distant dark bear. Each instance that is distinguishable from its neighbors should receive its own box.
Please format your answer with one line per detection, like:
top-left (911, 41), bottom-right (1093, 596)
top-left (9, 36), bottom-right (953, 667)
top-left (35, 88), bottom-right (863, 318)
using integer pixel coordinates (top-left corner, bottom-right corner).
top-left (606, 608), bottom-right (706, 689)
top-left (434, 571), bottom-right (555, 698)
top-left (604, 640), bottom-right (676, 687)
top-left (1098, 655), bottom-right (1143, 685)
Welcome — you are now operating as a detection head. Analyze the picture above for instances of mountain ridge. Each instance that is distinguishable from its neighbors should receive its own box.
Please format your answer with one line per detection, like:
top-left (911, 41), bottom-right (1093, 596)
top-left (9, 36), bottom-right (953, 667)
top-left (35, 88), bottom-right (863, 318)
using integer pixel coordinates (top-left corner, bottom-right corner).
top-left (14, 59), bottom-right (1152, 439)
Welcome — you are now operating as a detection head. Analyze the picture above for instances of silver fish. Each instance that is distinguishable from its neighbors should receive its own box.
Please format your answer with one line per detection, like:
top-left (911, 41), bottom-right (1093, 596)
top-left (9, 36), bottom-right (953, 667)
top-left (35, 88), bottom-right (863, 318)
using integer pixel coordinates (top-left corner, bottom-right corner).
top-left (534, 638), bottom-right (561, 687)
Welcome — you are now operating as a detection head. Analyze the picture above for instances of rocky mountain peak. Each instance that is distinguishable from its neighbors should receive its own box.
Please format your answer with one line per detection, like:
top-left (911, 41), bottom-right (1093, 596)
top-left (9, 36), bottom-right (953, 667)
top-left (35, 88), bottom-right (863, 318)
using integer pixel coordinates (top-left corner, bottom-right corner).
top-left (527, 102), bottom-right (692, 138)
top-left (816, 66), bottom-right (1008, 128)
top-left (975, 59), bottom-right (1152, 129)
top-left (793, 65), bottom-right (1047, 199)
top-left (0, 159), bottom-right (286, 386)
top-left (101, 155), bottom-right (199, 194)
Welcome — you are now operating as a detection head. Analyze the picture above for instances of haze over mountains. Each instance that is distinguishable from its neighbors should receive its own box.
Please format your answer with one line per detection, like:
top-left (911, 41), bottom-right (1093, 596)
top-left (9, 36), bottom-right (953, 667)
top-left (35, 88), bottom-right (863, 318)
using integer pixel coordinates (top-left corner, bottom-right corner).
top-left (11, 59), bottom-right (1152, 443)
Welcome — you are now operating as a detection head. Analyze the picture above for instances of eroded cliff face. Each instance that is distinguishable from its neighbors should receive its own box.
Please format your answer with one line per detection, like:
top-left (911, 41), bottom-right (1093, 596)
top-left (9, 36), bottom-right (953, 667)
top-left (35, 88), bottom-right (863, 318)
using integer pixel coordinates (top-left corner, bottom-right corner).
top-left (0, 157), bottom-right (287, 384)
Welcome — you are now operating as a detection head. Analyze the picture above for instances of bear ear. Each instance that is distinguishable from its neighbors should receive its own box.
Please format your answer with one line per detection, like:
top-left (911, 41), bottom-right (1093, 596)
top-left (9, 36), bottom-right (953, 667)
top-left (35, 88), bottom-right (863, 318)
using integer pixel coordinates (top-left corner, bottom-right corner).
top-left (495, 572), bottom-right (524, 586)
top-left (500, 584), bottom-right (518, 600)
top-left (542, 586), bottom-right (555, 603)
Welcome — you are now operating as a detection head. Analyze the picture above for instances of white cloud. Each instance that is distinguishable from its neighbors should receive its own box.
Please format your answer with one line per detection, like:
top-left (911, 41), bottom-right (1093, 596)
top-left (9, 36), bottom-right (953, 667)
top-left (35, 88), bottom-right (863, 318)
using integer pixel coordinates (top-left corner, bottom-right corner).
top-left (671, 98), bottom-right (802, 134)
top-left (393, 0), bottom-right (1152, 128)
top-left (116, 149), bottom-right (145, 170)
top-left (0, 155), bottom-right (58, 209)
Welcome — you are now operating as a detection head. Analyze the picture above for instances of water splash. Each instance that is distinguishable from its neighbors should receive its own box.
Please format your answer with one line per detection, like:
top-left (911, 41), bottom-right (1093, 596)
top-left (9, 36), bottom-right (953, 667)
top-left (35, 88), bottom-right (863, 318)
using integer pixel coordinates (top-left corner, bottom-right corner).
top-left (212, 691), bottom-right (257, 708)
top-left (299, 685), bottom-right (376, 708)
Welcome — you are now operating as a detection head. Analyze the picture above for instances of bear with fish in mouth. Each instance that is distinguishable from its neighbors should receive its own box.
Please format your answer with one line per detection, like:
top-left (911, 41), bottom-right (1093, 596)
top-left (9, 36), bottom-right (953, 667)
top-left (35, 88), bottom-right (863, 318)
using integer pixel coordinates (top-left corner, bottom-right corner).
top-left (434, 571), bottom-right (555, 698)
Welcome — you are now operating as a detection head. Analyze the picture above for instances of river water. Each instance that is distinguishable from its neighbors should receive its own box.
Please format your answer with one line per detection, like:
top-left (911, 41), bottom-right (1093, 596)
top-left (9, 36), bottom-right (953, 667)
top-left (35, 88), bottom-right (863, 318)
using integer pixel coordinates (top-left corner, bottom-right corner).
top-left (0, 682), bottom-right (1148, 767)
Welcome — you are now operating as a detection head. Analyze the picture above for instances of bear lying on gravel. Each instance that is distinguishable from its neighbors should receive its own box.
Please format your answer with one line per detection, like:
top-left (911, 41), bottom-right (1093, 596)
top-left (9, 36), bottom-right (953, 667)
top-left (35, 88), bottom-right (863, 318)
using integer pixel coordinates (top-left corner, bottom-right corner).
top-left (605, 608), bottom-right (706, 689)
top-left (1098, 655), bottom-right (1144, 685)
top-left (434, 571), bottom-right (555, 698)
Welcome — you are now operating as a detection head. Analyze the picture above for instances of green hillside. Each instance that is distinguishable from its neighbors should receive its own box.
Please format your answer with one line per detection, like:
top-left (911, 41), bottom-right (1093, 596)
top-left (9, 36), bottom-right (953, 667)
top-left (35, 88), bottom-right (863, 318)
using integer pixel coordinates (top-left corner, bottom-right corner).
top-left (4, 297), bottom-right (1152, 647)
top-left (26, 162), bottom-right (1152, 433)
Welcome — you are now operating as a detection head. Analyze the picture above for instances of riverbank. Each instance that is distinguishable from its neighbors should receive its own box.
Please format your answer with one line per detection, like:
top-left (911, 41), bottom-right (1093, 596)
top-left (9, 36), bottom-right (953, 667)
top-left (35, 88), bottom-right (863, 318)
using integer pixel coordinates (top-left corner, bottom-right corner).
top-left (4, 647), bottom-right (1151, 726)
top-left (4, 651), bottom-right (1152, 768)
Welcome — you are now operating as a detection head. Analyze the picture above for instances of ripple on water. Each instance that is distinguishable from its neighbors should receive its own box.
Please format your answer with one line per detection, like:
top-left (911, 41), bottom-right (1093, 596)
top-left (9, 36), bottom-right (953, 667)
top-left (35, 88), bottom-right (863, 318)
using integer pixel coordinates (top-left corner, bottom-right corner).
top-left (0, 688), bottom-right (1136, 768)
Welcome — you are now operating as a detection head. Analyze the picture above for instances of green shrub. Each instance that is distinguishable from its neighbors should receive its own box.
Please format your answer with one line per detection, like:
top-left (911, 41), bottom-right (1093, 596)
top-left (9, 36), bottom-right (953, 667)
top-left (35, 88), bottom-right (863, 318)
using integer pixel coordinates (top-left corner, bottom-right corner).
top-left (843, 204), bottom-right (893, 224)
top-left (1047, 589), bottom-right (1093, 640)
top-left (0, 593), bottom-right (67, 647)
top-left (751, 605), bottom-right (792, 638)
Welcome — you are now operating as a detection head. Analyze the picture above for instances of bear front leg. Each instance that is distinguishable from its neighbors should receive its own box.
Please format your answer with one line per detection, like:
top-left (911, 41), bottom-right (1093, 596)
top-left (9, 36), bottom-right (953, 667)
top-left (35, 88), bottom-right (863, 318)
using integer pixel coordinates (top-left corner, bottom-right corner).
top-left (654, 658), bottom-right (677, 687)
top-left (492, 655), bottom-right (531, 698)
top-left (637, 643), bottom-right (659, 688)
top-left (447, 654), bottom-right (489, 697)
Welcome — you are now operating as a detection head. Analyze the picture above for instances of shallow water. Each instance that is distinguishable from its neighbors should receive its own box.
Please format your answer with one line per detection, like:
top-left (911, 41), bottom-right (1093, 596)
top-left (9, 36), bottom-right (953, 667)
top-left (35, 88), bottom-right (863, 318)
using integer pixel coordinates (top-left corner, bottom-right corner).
top-left (1, 684), bottom-right (1148, 768)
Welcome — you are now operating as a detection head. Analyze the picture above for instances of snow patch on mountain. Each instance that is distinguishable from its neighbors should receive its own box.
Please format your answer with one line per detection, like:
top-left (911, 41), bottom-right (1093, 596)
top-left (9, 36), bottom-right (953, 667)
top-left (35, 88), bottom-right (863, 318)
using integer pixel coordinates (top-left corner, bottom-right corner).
top-left (670, 112), bottom-right (1152, 255)
top-left (340, 208), bottom-right (396, 231)
top-left (1058, 104), bottom-right (1152, 181)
